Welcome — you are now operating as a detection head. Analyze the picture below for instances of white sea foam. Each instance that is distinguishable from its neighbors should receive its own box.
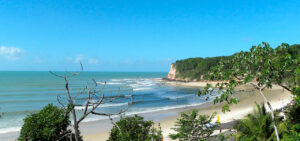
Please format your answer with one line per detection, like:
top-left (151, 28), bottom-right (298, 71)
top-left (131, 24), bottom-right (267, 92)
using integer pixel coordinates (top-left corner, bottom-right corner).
top-left (98, 78), bottom-right (159, 92)
top-left (75, 102), bottom-right (128, 110)
top-left (110, 79), bottom-right (122, 82)
top-left (159, 94), bottom-right (195, 100)
top-left (98, 103), bottom-right (128, 108)
top-left (81, 102), bottom-right (209, 123)
top-left (126, 78), bottom-right (158, 91)
top-left (97, 82), bottom-right (122, 85)
top-left (133, 87), bottom-right (152, 91)
top-left (127, 102), bottom-right (207, 115)
top-left (0, 127), bottom-right (21, 134)
top-left (75, 105), bottom-right (93, 110)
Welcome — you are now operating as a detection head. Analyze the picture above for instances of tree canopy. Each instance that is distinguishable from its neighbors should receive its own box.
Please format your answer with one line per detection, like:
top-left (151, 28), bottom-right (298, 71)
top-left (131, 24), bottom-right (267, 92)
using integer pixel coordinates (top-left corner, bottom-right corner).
top-left (108, 115), bottom-right (162, 141)
top-left (169, 110), bottom-right (217, 141)
top-left (18, 104), bottom-right (76, 141)
top-left (174, 56), bottom-right (231, 80)
top-left (174, 43), bottom-right (299, 82)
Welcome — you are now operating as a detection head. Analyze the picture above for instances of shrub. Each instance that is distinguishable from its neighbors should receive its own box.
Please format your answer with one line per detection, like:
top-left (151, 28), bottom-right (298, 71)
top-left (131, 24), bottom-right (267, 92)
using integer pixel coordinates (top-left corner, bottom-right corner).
top-left (280, 87), bottom-right (300, 140)
top-left (18, 104), bottom-right (75, 141)
top-left (169, 110), bottom-right (217, 141)
top-left (108, 115), bottom-right (162, 141)
top-left (233, 103), bottom-right (280, 141)
top-left (285, 102), bottom-right (300, 124)
top-left (216, 133), bottom-right (233, 141)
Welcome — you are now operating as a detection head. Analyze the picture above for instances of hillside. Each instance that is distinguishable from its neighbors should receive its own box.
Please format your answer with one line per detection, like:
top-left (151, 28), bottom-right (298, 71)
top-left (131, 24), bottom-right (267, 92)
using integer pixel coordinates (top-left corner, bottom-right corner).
top-left (167, 44), bottom-right (300, 81)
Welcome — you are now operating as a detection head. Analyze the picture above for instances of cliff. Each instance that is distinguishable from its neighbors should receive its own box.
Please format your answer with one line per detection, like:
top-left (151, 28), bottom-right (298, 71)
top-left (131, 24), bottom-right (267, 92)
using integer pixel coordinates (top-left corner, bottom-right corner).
top-left (167, 64), bottom-right (176, 80)
top-left (166, 63), bottom-right (194, 82)
top-left (167, 56), bottom-right (229, 81)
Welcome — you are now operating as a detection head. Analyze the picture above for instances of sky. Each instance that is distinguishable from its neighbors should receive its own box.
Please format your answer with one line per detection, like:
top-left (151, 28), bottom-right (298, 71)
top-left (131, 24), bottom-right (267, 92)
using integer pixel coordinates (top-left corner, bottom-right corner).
top-left (0, 0), bottom-right (299, 72)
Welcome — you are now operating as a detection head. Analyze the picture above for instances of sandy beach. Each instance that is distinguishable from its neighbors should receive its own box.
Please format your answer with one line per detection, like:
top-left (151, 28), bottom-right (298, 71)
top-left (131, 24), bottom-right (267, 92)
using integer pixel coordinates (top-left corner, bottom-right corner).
top-left (82, 80), bottom-right (293, 141)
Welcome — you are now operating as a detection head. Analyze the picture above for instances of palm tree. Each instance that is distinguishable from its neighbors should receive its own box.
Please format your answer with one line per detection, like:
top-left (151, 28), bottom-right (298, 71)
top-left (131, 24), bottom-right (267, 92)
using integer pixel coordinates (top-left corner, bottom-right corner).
top-left (234, 103), bottom-right (276, 141)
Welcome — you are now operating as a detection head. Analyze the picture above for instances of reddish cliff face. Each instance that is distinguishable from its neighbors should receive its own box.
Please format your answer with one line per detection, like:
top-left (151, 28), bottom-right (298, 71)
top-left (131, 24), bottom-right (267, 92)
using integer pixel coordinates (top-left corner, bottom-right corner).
top-left (167, 64), bottom-right (176, 80)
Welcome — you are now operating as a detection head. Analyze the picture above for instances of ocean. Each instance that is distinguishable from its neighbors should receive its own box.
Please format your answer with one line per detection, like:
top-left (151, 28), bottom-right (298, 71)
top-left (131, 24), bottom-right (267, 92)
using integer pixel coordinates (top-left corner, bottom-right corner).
top-left (0, 71), bottom-right (217, 134)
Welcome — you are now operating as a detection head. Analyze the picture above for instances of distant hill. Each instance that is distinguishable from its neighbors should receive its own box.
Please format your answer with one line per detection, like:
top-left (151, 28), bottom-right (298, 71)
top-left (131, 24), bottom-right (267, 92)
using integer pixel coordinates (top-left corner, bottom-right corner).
top-left (167, 44), bottom-right (299, 81)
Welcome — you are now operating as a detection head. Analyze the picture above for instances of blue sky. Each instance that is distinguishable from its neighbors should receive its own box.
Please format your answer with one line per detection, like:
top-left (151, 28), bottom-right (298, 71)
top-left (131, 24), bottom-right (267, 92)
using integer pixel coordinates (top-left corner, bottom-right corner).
top-left (0, 0), bottom-right (299, 71)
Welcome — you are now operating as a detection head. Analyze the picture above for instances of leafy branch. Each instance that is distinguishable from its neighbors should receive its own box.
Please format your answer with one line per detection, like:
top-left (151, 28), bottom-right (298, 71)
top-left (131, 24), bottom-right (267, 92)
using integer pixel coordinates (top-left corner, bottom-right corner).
top-left (199, 42), bottom-right (299, 140)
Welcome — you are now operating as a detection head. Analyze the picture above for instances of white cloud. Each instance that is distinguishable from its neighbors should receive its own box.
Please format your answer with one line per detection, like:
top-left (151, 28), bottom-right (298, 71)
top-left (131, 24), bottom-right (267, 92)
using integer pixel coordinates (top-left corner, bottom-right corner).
top-left (0, 46), bottom-right (25, 60)
top-left (74, 54), bottom-right (84, 63)
top-left (66, 55), bottom-right (99, 65)
top-left (88, 58), bottom-right (99, 64)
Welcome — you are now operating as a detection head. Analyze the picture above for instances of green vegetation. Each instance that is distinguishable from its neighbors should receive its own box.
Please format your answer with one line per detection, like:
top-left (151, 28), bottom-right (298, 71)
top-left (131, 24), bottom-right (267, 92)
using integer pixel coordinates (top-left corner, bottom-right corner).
top-left (108, 115), bottom-right (162, 141)
top-left (234, 103), bottom-right (279, 141)
top-left (18, 104), bottom-right (77, 141)
top-left (169, 110), bottom-right (217, 141)
top-left (287, 44), bottom-right (300, 59)
top-left (200, 42), bottom-right (298, 111)
top-left (279, 87), bottom-right (300, 140)
top-left (174, 56), bottom-right (231, 80)
top-left (216, 133), bottom-right (233, 141)
top-left (175, 42), bottom-right (299, 141)
top-left (198, 42), bottom-right (299, 140)
top-left (174, 43), bottom-right (299, 81)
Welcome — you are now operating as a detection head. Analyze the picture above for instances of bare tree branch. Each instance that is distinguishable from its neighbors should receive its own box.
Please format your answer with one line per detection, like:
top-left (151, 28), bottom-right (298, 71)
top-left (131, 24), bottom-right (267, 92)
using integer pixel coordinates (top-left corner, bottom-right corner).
top-left (52, 63), bottom-right (133, 141)
top-left (57, 95), bottom-right (66, 107)
top-left (278, 84), bottom-right (292, 92)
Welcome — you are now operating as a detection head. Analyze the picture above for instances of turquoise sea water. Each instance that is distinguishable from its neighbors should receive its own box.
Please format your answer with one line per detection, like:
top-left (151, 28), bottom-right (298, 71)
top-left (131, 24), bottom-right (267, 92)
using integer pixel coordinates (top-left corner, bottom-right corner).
top-left (0, 71), bottom-right (217, 134)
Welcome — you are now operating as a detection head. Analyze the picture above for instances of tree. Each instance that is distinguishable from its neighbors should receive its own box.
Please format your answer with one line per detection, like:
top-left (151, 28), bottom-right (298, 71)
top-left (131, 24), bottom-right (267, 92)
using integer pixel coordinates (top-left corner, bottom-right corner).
top-left (18, 104), bottom-right (74, 141)
top-left (215, 133), bottom-right (233, 141)
top-left (50, 63), bottom-right (132, 141)
top-left (279, 87), bottom-right (300, 140)
top-left (108, 115), bottom-right (162, 141)
top-left (169, 110), bottom-right (217, 141)
top-left (174, 56), bottom-right (231, 80)
top-left (199, 42), bottom-right (299, 140)
top-left (234, 103), bottom-right (278, 141)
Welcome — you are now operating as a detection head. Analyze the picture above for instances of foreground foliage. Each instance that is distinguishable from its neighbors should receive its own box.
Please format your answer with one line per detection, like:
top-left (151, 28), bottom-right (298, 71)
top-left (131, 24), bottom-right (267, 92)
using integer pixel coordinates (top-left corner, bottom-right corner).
top-left (234, 103), bottom-right (279, 141)
top-left (108, 115), bottom-right (162, 141)
top-left (198, 42), bottom-right (299, 140)
top-left (18, 104), bottom-right (76, 141)
top-left (201, 42), bottom-right (298, 112)
top-left (279, 87), bottom-right (300, 141)
top-left (169, 110), bottom-right (217, 141)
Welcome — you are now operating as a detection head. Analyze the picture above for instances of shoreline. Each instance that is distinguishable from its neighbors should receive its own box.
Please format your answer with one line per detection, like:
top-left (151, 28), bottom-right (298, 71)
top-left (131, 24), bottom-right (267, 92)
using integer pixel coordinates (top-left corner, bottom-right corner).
top-left (83, 81), bottom-right (292, 141)
top-left (0, 80), bottom-right (292, 141)
top-left (159, 78), bottom-right (223, 87)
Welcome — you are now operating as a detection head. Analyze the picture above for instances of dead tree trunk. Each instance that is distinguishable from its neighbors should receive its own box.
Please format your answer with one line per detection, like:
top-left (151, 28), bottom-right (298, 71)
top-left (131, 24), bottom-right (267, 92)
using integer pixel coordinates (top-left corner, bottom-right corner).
top-left (50, 63), bottom-right (132, 141)
top-left (64, 78), bottom-right (80, 141)
top-left (250, 83), bottom-right (280, 141)
top-left (258, 88), bottom-right (280, 141)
